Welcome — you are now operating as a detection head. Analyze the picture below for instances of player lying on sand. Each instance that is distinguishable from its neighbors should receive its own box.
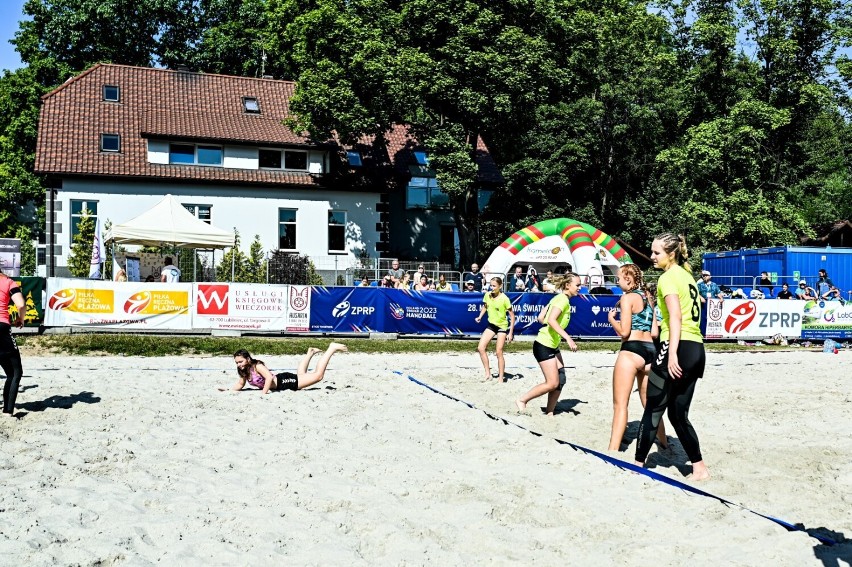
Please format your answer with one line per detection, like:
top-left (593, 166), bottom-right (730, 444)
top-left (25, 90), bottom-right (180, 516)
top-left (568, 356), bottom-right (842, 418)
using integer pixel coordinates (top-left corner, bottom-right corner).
top-left (219, 343), bottom-right (348, 394)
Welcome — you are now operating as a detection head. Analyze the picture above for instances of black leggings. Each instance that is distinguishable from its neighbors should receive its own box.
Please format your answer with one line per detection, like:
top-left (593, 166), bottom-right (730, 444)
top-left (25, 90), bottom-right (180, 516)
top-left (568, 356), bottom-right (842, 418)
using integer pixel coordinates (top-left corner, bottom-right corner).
top-left (635, 340), bottom-right (705, 463)
top-left (0, 324), bottom-right (23, 415)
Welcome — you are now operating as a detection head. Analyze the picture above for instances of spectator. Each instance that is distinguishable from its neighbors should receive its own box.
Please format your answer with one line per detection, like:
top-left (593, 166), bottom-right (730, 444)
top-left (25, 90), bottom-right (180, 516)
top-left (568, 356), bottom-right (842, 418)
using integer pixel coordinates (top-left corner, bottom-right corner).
top-left (462, 263), bottom-right (485, 292)
top-left (358, 276), bottom-right (370, 287)
top-left (413, 264), bottom-right (426, 283)
top-left (145, 275), bottom-right (156, 283)
top-left (795, 279), bottom-right (817, 300)
top-left (161, 257), bottom-right (181, 283)
top-left (816, 269), bottom-right (835, 298)
top-left (381, 275), bottom-right (395, 288)
top-left (387, 260), bottom-right (404, 284)
top-left (435, 274), bottom-right (453, 292)
top-left (822, 285), bottom-right (844, 303)
top-left (114, 268), bottom-right (128, 282)
top-left (776, 283), bottom-right (794, 299)
top-left (758, 271), bottom-right (774, 295)
top-left (396, 272), bottom-right (412, 290)
top-left (509, 266), bottom-right (526, 292)
top-left (541, 270), bottom-right (555, 292)
top-left (413, 274), bottom-right (429, 291)
top-left (526, 267), bottom-right (542, 292)
top-left (463, 279), bottom-right (477, 292)
top-left (696, 270), bottom-right (723, 304)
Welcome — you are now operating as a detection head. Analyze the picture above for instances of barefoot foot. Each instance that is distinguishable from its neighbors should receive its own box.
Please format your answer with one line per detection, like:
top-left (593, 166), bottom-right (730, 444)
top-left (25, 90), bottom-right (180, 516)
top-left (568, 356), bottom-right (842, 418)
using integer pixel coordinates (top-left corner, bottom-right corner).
top-left (515, 399), bottom-right (528, 414)
top-left (689, 461), bottom-right (711, 481)
top-left (328, 342), bottom-right (348, 353)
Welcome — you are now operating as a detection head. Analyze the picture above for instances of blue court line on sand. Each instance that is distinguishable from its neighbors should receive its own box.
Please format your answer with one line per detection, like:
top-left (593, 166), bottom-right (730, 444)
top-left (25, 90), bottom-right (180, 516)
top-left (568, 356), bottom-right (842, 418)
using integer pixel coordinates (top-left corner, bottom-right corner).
top-left (393, 370), bottom-right (838, 547)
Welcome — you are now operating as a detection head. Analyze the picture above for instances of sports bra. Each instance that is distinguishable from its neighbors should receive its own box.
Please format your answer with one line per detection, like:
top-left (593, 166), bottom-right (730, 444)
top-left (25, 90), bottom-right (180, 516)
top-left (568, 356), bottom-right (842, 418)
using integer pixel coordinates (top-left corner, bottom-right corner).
top-left (247, 367), bottom-right (266, 389)
top-left (630, 290), bottom-right (653, 333)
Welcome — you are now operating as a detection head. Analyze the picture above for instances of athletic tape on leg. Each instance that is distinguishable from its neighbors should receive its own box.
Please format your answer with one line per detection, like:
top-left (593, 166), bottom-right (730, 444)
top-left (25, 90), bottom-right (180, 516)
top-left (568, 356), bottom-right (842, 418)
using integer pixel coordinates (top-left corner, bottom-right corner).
top-left (393, 371), bottom-right (838, 546)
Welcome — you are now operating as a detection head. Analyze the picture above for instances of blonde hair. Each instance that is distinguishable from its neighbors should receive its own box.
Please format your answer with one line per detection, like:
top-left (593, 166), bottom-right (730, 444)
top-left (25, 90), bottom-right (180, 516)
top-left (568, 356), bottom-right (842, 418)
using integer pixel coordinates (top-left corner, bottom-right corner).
top-left (655, 232), bottom-right (692, 273)
top-left (549, 272), bottom-right (580, 290)
top-left (490, 276), bottom-right (503, 288)
top-left (618, 264), bottom-right (644, 292)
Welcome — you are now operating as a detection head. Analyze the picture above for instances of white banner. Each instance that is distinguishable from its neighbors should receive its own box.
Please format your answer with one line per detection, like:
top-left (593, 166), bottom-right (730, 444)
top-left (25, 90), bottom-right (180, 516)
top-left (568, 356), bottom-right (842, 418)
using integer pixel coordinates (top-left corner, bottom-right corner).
top-left (193, 283), bottom-right (310, 331)
top-left (706, 299), bottom-right (804, 338)
top-left (45, 278), bottom-right (192, 329)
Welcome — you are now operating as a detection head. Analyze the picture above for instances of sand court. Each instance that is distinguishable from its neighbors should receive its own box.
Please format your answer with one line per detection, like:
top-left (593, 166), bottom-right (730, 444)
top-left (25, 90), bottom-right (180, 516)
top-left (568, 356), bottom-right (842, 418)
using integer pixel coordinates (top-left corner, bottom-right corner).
top-left (0, 350), bottom-right (849, 564)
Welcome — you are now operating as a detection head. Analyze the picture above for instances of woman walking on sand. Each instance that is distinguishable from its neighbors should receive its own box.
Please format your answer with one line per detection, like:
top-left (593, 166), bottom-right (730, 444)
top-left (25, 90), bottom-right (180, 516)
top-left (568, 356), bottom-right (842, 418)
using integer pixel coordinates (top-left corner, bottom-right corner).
top-left (475, 276), bottom-right (515, 382)
top-left (219, 343), bottom-right (347, 393)
top-left (0, 270), bottom-right (26, 417)
top-left (634, 233), bottom-right (710, 481)
top-left (607, 264), bottom-right (668, 451)
top-left (516, 273), bottom-right (580, 416)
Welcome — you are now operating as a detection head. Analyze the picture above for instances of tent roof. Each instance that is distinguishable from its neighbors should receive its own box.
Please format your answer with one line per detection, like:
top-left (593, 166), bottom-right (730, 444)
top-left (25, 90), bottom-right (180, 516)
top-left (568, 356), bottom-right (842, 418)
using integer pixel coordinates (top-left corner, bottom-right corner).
top-left (104, 194), bottom-right (235, 248)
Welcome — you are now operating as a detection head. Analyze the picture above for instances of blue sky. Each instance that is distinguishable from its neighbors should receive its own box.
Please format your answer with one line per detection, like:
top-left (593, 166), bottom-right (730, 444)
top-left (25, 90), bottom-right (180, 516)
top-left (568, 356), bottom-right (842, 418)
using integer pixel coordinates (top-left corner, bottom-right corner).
top-left (0, 0), bottom-right (26, 71)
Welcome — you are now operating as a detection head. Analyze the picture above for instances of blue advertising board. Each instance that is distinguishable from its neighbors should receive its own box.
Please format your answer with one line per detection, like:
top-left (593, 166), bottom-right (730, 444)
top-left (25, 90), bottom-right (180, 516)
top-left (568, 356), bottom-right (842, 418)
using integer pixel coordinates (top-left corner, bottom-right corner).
top-left (309, 288), bottom-right (623, 338)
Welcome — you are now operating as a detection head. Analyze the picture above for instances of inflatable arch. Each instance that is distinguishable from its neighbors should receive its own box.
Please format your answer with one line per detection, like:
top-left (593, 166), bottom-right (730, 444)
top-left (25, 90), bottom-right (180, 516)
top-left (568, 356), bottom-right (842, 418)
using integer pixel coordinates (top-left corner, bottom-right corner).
top-left (482, 218), bottom-right (633, 286)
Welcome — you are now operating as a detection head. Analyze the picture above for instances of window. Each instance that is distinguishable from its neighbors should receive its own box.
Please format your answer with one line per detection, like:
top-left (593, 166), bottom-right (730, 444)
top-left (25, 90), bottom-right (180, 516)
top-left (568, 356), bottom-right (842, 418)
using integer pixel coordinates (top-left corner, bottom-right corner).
top-left (346, 150), bottom-right (362, 167)
top-left (279, 209), bottom-right (297, 250)
top-left (169, 143), bottom-right (222, 166)
top-left (103, 85), bottom-right (120, 102)
top-left (406, 177), bottom-right (448, 209)
top-left (70, 200), bottom-right (98, 243)
top-left (259, 149), bottom-right (282, 169)
top-left (328, 211), bottom-right (346, 252)
top-left (413, 151), bottom-right (429, 165)
top-left (284, 150), bottom-right (308, 170)
top-left (100, 133), bottom-right (120, 152)
top-left (243, 97), bottom-right (260, 113)
top-left (169, 144), bottom-right (195, 164)
top-left (197, 145), bottom-right (223, 166)
top-left (183, 204), bottom-right (212, 224)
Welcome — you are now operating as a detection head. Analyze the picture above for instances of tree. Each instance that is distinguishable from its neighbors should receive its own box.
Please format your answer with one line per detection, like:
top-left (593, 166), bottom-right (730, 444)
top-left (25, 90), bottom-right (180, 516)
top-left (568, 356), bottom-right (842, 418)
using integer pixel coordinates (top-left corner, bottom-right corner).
top-left (277, 0), bottom-right (572, 266)
top-left (243, 235), bottom-right (267, 283)
top-left (14, 225), bottom-right (36, 276)
top-left (66, 209), bottom-right (95, 277)
top-left (216, 230), bottom-right (247, 282)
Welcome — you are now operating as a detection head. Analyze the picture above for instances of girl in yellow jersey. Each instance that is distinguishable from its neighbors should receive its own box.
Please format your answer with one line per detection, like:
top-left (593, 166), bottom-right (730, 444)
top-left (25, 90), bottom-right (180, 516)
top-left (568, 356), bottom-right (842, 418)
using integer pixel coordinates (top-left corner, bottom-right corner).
top-left (475, 277), bottom-right (515, 382)
top-left (634, 233), bottom-right (710, 481)
top-left (515, 273), bottom-right (581, 416)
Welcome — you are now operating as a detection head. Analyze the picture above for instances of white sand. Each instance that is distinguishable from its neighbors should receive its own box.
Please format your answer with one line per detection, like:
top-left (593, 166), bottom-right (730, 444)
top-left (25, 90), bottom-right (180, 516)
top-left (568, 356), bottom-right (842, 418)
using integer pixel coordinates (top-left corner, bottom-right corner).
top-left (0, 347), bottom-right (850, 565)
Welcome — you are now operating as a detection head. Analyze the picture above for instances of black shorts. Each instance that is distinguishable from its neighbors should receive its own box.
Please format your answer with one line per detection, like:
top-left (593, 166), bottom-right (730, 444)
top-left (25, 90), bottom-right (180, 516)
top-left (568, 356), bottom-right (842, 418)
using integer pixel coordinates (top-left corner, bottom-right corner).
top-left (486, 323), bottom-right (509, 334)
top-left (651, 340), bottom-right (705, 381)
top-left (620, 340), bottom-right (656, 365)
top-left (533, 341), bottom-right (560, 363)
top-left (276, 372), bottom-right (298, 391)
top-left (0, 324), bottom-right (18, 356)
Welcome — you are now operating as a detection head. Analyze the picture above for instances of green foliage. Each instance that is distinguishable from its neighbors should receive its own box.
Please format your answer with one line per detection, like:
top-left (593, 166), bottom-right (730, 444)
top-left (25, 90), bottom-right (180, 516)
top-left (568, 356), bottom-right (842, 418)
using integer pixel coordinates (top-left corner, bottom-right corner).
top-left (14, 225), bottom-right (36, 276)
top-left (268, 251), bottom-right (324, 285)
top-left (66, 209), bottom-right (94, 277)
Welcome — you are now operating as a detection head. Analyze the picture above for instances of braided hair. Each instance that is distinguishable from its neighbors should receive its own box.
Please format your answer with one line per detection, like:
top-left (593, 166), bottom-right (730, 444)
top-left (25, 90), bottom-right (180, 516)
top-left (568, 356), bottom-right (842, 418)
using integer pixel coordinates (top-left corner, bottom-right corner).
top-left (654, 232), bottom-right (692, 273)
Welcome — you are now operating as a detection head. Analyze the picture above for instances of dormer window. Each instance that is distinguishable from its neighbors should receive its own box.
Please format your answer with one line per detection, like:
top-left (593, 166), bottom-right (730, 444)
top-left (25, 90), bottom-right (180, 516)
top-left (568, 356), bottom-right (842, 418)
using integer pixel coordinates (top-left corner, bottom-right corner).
top-left (243, 97), bottom-right (260, 114)
top-left (103, 85), bottom-right (120, 102)
top-left (100, 133), bottom-right (120, 152)
top-left (413, 151), bottom-right (429, 165)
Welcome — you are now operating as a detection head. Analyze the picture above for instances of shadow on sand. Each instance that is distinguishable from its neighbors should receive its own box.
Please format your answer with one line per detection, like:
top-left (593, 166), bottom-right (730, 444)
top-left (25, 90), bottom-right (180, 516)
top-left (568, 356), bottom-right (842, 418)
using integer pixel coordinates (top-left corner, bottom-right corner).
top-left (13, 391), bottom-right (101, 418)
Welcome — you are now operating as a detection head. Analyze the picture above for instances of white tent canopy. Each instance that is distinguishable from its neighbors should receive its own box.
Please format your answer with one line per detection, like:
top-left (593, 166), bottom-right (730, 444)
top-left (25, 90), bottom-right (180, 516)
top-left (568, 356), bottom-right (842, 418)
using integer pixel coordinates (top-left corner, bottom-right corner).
top-left (104, 194), bottom-right (235, 248)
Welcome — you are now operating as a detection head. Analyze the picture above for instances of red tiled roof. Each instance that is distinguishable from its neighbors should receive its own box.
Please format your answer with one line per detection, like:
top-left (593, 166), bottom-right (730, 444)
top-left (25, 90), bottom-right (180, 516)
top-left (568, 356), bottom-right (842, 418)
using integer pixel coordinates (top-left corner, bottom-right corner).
top-left (35, 64), bottom-right (324, 186)
top-left (35, 63), bottom-right (503, 188)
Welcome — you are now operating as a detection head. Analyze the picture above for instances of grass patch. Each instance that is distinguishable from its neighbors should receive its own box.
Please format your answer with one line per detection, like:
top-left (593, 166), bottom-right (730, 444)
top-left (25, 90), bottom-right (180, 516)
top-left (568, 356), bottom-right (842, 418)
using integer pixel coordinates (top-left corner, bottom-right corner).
top-left (15, 333), bottom-right (801, 357)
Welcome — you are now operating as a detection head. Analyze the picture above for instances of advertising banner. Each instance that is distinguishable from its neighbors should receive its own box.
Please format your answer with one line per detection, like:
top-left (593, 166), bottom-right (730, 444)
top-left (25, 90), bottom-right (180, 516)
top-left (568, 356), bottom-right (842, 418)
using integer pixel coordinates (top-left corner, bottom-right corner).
top-left (45, 278), bottom-right (192, 329)
top-left (705, 299), bottom-right (804, 338)
top-left (194, 283), bottom-right (292, 331)
top-left (310, 287), bottom-right (385, 333)
top-left (6, 277), bottom-right (46, 327)
top-left (0, 238), bottom-right (21, 277)
top-left (286, 285), bottom-right (311, 332)
top-left (801, 300), bottom-right (852, 339)
top-left (309, 288), bottom-right (624, 337)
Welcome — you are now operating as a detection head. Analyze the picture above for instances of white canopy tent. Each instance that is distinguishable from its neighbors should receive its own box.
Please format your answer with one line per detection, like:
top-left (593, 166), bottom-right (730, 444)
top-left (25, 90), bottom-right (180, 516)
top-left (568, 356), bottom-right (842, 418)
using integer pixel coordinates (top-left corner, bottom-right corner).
top-left (104, 194), bottom-right (235, 248)
top-left (104, 194), bottom-right (236, 280)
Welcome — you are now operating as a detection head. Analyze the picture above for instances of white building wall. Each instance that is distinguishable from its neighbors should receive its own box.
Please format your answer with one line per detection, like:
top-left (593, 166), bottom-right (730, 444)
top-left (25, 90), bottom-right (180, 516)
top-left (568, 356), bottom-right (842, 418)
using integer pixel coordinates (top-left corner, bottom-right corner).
top-left (53, 179), bottom-right (381, 272)
top-left (223, 146), bottom-right (257, 169)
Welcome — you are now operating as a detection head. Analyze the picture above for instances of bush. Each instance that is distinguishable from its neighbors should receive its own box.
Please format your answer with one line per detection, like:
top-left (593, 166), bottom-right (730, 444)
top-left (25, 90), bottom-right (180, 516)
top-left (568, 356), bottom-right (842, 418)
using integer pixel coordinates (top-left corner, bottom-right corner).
top-left (268, 250), bottom-right (324, 285)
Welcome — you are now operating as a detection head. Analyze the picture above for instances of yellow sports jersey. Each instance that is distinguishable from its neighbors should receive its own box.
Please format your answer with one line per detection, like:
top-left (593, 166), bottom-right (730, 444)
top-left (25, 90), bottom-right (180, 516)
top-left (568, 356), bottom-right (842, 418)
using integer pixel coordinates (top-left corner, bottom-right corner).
top-left (483, 292), bottom-right (512, 329)
top-left (535, 293), bottom-right (572, 348)
top-left (657, 264), bottom-right (703, 343)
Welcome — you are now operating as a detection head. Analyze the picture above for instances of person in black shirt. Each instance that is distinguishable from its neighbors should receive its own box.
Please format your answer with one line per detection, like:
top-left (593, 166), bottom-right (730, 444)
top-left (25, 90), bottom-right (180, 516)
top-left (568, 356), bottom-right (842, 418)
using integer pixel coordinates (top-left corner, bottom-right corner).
top-left (776, 283), bottom-right (794, 299)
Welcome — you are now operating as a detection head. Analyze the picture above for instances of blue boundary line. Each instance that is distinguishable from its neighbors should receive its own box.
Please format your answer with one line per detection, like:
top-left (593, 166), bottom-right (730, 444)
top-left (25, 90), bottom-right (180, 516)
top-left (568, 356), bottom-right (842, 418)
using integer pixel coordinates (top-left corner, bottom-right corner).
top-left (394, 370), bottom-right (837, 546)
